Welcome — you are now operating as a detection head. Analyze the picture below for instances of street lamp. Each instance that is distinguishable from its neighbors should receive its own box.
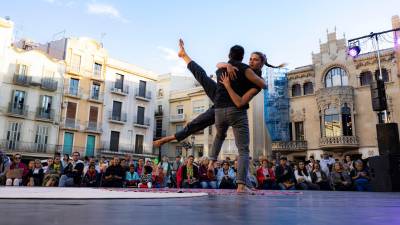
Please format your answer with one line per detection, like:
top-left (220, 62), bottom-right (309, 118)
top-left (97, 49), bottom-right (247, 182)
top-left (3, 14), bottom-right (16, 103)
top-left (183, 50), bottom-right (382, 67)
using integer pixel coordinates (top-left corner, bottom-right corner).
top-left (190, 135), bottom-right (195, 156)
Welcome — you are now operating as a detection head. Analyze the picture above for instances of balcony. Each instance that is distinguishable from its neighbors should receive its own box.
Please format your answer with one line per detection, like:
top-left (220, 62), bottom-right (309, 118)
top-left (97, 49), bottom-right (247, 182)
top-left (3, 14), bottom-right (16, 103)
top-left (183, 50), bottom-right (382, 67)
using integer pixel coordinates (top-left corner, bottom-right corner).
top-left (108, 111), bottom-right (127, 124)
top-left (319, 136), bottom-right (359, 149)
top-left (88, 91), bottom-right (104, 103)
top-left (7, 103), bottom-right (28, 118)
top-left (135, 88), bottom-right (152, 102)
top-left (84, 121), bottom-right (102, 133)
top-left (13, 74), bottom-right (32, 86)
top-left (155, 109), bottom-right (163, 117)
top-left (40, 78), bottom-right (58, 91)
top-left (170, 114), bottom-right (186, 123)
top-left (36, 107), bottom-right (54, 122)
top-left (66, 65), bottom-right (80, 75)
top-left (133, 116), bottom-right (151, 128)
top-left (111, 82), bottom-right (129, 96)
top-left (272, 141), bottom-right (308, 152)
top-left (60, 117), bottom-right (81, 130)
top-left (91, 70), bottom-right (104, 81)
top-left (64, 87), bottom-right (82, 99)
top-left (0, 140), bottom-right (59, 155)
top-left (99, 142), bottom-right (155, 158)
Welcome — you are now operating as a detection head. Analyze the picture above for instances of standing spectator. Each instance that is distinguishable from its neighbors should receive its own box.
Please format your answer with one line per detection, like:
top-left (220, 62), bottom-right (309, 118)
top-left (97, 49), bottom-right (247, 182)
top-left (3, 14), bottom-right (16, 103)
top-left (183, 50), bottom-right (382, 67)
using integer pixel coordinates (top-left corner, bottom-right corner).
top-left (343, 155), bottom-right (354, 174)
top-left (217, 161), bottom-right (236, 189)
top-left (124, 154), bottom-right (134, 166)
top-left (256, 159), bottom-right (276, 190)
top-left (199, 157), bottom-right (217, 189)
top-left (0, 151), bottom-right (11, 185)
top-left (294, 161), bottom-right (319, 190)
top-left (310, 163), bottom-right (331, 190)
top-left (181, 155), bottom-right (200, 188)
top-left (43, 155), bottom-right (63, 187)
top-left (170, 155), bottom-right (181, 188)
top-left (82, 165), bottom-right (100, 187)
top-left (275, 156), bottom-right (296, 190)
top-left (320, 152), bottom-right (335, 176)
top-left (5, 154), bottom-right (28, 186)
top-left (330, 162), bottom-right (352, 191)
top-left (159, 156), bottom-right (172, 188)
top-left (350, 160), bottom-right (371, 191)
top-left (58, 151), bottom-right (84, 187)
top-left (125, 164), bottom-right (140, 187)
top-left (102, 157), bottom-right (124, 187)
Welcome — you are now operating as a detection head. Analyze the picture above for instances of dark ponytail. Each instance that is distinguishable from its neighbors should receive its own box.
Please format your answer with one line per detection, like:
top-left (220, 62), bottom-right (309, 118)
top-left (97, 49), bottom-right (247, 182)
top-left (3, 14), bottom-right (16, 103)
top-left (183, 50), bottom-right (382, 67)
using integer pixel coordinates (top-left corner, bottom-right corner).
top-left (252, 51), bottom-right (283, 68)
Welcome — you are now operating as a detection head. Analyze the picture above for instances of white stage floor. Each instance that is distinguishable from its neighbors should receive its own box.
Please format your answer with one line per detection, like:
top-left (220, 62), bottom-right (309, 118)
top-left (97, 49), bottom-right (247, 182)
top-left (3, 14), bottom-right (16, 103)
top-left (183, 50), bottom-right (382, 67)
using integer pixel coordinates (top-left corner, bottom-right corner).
top-left (0, 187), bottom-right (208, 199)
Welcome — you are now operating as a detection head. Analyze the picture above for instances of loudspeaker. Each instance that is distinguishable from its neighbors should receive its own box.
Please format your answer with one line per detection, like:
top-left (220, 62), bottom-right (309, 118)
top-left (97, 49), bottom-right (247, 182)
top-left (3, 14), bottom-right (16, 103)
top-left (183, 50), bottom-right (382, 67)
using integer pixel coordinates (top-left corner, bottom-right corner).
top-left (369, 154), bottom-right (400, 192)
top-left (370, 80), bottom-right (387, 111)
top-left (376, 123), bottom-right (400, 155)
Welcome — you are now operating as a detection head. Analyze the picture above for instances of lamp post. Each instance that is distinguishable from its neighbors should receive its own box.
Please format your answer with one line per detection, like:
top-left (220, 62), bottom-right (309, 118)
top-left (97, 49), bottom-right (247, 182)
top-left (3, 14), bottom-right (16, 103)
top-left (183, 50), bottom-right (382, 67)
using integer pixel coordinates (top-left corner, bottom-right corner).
top-left (190, 135), bottom-right (195, 157)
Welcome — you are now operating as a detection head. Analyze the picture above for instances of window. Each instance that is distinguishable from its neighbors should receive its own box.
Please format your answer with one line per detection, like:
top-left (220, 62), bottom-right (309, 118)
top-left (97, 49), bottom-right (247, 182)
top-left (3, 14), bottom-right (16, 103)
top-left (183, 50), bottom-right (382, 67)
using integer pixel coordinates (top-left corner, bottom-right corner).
top-left (325, 67), bottom-right (348, 87)
top-left (292, 84), bottom-right (301, 97)
top-left (16, 64), bottom-right (28, 75)
top-left (158, 105), bottom-right (163, 113)
top-left (139, 80), bottom-right (147, 97)
top-left (12, 90), bottom-right (26, 112)
top-left (115, 73), bottom-right (124, 90)
top-left (35, 125), bottom-right (48, 152)
top-left (71, 54), bottom-right (81, 72)
top-left (177, 105), bottom-right (184, 114)
top-left (112, 101), bottom-right (122, 120)
top-left (324, 105), bottom-right (340, 137)
top-left (69, 78), bottom-right (79, 96)
top-left (91, 83), bottom-right (101, 100)
top-left (175, 146), bottom-right (182, 156)
top-left (39, 95), bottom-right (52, 118)
top-left (135, 135), bottom-right (144, 154)
top-left (289, 122), bottom-right (293, 141)
top-left (156, 119), bottom-right (163, 137)
top-left (176, 124), bottom-right (183, 133)
top-left (360, 71), bottom-right (373, 86)
top-left (375, 68), bottom-right (389, 82)
top-left (341, 104), bottom-right (353, 136)
top-left (157, 89), bottom-right (164, 97)
top-left (192, 100), bottom-right (206, 114)
top-left (93, 63), bottom-right (102, 77)
top-left (294, 122), bottom-right (304, 141)
top-left (110, 131), bottom-right (120, 152)
top-left (303, 82), bottom-right (314, 95)
top-left (7, 122), bottom-right (21, 150)
top-left (137, 106), bottom-right (145, 124)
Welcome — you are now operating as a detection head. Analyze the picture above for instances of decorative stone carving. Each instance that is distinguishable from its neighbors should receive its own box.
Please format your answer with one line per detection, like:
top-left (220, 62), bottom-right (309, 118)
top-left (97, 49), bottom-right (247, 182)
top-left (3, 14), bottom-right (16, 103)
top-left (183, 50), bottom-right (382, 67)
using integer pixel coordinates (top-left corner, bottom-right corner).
top-left (272, 141), bottom-right (308, 152)
top-left (319, 136), bottom-right (359, 148)
top-left (315, 86), bottom-right (354, 112)
top-left (291, 109), bottom-right (305, 122)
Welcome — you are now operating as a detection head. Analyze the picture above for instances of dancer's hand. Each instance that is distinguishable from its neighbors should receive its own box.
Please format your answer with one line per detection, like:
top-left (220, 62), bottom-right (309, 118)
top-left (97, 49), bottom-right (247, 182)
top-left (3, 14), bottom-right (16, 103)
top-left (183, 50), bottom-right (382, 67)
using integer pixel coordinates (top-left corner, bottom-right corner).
top-left (219, 72), bottom-right (231, 87)
top-left (226, 64), bottom-right (238, 79)
top-left (178, 38), bottom-right (186, 58)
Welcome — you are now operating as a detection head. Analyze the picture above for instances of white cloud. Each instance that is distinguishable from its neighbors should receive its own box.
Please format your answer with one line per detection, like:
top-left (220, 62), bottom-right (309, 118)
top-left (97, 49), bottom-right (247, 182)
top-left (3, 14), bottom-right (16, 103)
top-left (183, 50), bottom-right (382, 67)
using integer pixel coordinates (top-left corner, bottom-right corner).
top-left (157, 46), bottom-right (188, 75)
top-left (87, 3), bottom-right (129, 23)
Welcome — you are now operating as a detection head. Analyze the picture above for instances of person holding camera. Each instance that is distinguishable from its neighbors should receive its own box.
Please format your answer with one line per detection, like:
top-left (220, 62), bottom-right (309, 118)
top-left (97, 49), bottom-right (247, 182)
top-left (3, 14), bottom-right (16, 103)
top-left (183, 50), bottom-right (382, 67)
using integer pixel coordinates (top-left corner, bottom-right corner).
top-left (256, 159), bottom-right (276, 190)
top-left (217, 161), bottom-right (236, 189)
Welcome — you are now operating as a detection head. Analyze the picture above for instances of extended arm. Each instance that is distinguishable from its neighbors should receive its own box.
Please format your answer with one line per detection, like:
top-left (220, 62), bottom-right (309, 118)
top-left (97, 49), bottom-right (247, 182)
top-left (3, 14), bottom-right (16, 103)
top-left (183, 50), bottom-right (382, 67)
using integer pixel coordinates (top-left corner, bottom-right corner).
top-left (245, 68), bottom-right (267, 89)
top-left (220, 73), bottom-right (259, 108)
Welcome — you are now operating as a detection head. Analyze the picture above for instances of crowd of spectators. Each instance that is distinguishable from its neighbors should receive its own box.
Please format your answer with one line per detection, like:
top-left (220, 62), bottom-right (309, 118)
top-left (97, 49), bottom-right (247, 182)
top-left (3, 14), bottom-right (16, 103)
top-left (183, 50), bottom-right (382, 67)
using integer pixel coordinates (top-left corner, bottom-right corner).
top-left (0, 150), bottom-right (372, 191)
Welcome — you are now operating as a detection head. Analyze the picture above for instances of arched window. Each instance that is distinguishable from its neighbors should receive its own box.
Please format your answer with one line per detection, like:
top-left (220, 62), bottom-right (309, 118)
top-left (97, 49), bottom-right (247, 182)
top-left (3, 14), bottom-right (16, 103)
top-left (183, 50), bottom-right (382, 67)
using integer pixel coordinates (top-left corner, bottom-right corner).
top-left (359, 71), bottom-right (372, 86)
top-left (324, 105), bottom-right (340, 137)
top-left (375, 68), bottom-right (389, 82)
top-left (303, 82), bottom-right (314, 95)
top-left (325, 67), bottom-right (348, 88)
top-left (341, 103), bottom-right (353, 136)
top-left (292, 84), bottom-right (301, 97)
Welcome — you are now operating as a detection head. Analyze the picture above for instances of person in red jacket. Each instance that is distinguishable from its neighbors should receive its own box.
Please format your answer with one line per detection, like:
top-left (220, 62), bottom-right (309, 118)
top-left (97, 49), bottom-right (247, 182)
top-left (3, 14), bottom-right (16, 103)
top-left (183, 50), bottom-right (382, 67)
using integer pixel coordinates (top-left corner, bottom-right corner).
top-left (256, 159), bottom-right (276, 190)
top-left (5, 153), bottom-right (29, 186)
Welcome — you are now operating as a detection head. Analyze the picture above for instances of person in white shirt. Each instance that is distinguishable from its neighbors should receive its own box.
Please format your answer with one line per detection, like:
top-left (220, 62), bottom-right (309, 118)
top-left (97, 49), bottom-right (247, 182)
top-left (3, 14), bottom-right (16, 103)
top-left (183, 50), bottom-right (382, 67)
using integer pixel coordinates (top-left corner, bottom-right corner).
top-left (319, 152), bottom-right (335, 176)
top-left (294, 161), bottom-right (320, 190)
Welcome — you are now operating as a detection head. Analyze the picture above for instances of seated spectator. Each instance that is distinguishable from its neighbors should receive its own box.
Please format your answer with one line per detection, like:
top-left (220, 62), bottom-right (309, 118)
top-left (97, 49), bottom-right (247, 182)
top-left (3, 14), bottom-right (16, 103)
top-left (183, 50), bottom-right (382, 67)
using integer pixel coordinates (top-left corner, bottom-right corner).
top-left (6, 154), bottom-right (28, 186)
top-left (83, 158), bottom-right (100, 175)
top-left (139, 164), bottom-right (153, 188)
top-left (213, 160), bottom-right (221, 176)
top-left (199, 156), bottom-right (217, 189)
top-left (43, 155), bottom-right (63, 187)
top-left (24, 160), bottom-right (35, 186)
top-left (181, 155), bottom-right (200, 188)
top-left (135, 158), bottom-right (145, 176)
top-left (247, 158), bottom-right (258, 188)
top-left (58, 151), bottom-right (84, 187)
top-left (125, 164), bottom-right (140, 187)
top-left (159, 156), bottom-right (172, 188)
top-left (320, 152), bottom-right (335, 176)
top-left (343, 155), bottom-right (354, 174)
top-left (170, 155), bottom-right (182, 188)
top-left (310, 163), bottom-right (331, 190)
top-left (82, 165), bottom-right (100, 187)
top-left (275, 156), bottom-right (296, 190)
top-left (350, 160), bottom-right (371, 191)
top-left (61, 154), bottom-right (70, 170)
top-left (102, 157), bottom-right (124, 188)
top-left (27, 159), bottom-right (44, 186)
top-left (217, 161), bottom-right (236, 189)
top-left (176, 159), bottom-right (188, 188)
top-left (294, 161), bottom-right (319, 190)
top-left (306, 156), bottom-right (316, 173)
top-left (42, 158), bottom-right (53, 174)
top-left (330, 162), bottom-right (352, 191)
top-left (0, 151), bottom-right (11, 185)
top-left (256, 159), bottom-right (276, 190)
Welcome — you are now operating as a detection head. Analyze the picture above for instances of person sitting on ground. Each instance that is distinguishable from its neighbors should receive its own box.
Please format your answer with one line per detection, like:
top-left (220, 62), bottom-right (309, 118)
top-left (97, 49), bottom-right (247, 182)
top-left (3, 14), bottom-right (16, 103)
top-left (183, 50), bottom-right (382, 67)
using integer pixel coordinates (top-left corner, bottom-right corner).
top-left (294, 161), bottom-right (319, 190)
top-left (83, 158), bottom-right (100, 175)
top-left (350, 160), bottom-right (371, 191)
top-left (61, 154), bottom-right (69, 169)
top-left (320, 152), bottom-right (335, 176)
top-left (199, 156), bottom-right (217, 189)
top-left (256, 159), bottom-right (276, 190)
top-left (306, 156), bottom-right (316, 173)
top-left (24, 160), bottom-right (35, 186)
top-left (170, 155), bottom-right (181, 188)
top-left (59, 151), bottom-right (84, 187)
top-left (82, 164), bottom-right (100, 187)
top-left (136, 158), bottom-right (144, 176)
top-left (343, 155), bottom-right (354, 174)
top-left (102, 157), bottom-right (125, 188)
top-left (217, 161), bottom-right (236, 189)
top-left (125, 164), bottom-right (140, 187)
top-left (275, 156), bottom-right (296, 190)
top-left (42, 158), bottom-right (53, 174)
top-left (310, 162), bottom-right (331, 190)
top-left (158, 156), bottom-right (172, 188)
top-left (43, 155), bottom-right (63, 187)
top-left (181, 155), bottom-right (200, 188)
top-left (330, 162), bottom-right (352, 191)
top-left (139, 164), bottom-right (153, 188)
top-left (6, 153), bottom-right (28, 186)
top-left (27, 159), bottom-right (44, 186)
top-left (0, 151), bottom-right (11, 185)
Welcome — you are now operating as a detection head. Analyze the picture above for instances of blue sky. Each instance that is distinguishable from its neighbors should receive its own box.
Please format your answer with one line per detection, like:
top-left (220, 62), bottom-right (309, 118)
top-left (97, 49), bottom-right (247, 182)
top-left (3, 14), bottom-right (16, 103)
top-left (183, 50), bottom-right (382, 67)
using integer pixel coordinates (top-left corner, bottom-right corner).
top-left (2, 0), bottom-right (400, 75)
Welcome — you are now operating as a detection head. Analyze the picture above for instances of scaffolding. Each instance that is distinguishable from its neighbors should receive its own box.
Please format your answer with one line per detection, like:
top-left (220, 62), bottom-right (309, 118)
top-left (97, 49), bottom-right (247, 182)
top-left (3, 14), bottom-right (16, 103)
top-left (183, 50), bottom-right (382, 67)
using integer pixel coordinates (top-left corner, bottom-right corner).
top-left (264, 67), bottom-right (290, 142)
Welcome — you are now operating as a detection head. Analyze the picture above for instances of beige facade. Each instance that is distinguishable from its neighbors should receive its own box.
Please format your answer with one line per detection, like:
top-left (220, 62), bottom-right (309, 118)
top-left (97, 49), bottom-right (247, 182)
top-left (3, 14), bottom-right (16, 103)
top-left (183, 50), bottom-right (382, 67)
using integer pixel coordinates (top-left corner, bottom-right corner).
top-left (276, 22), bottom-right (400, 161)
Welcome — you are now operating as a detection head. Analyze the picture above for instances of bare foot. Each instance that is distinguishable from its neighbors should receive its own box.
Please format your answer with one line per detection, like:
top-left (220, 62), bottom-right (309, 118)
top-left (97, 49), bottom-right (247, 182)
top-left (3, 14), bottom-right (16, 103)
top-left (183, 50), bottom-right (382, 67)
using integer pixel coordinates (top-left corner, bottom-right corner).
top-left (178, 38), bottom-right (187, 58)
top-left (237, 183), bottom-right (246, 193)
top-left (153, 138), bottom-right (166, 148)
